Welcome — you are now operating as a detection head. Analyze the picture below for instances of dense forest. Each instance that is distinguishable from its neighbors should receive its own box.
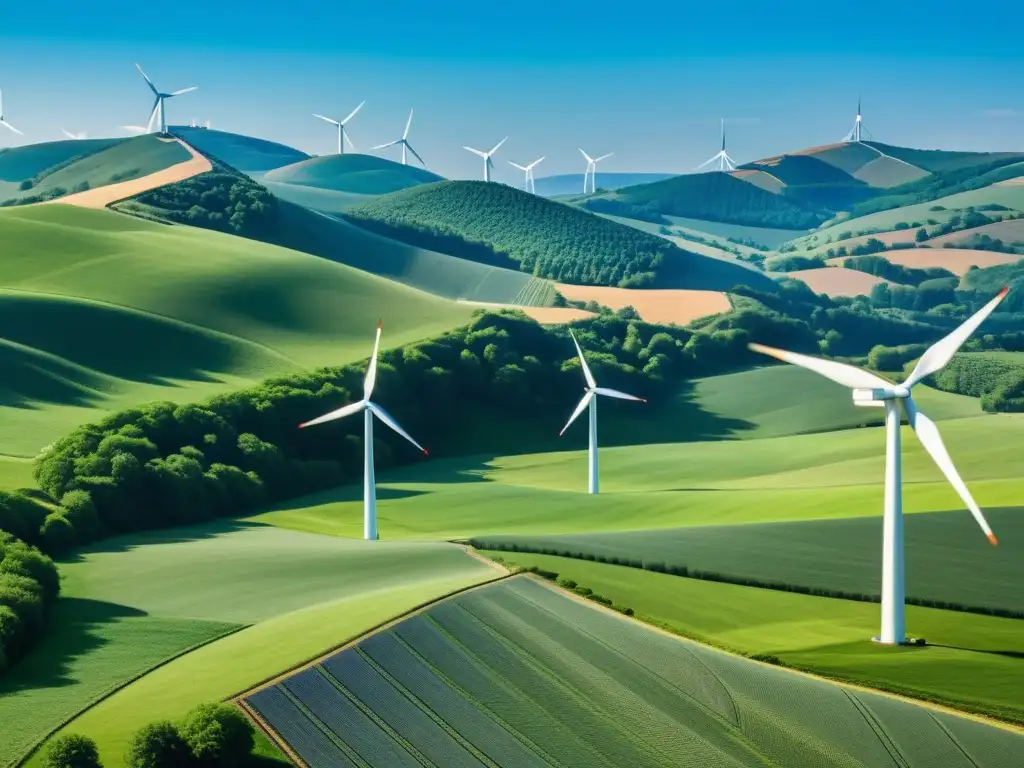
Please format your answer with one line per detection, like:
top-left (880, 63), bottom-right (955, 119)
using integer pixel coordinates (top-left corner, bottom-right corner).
top-left (344, 181), bottom-right (681, 287)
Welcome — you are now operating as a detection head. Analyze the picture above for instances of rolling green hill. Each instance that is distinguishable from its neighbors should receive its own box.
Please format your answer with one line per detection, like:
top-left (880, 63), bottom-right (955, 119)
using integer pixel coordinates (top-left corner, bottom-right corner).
top-left (0, 203), bottom-right (473, 455)
top-left (4, 524), bottom-right (494, 767)
top-left (863, 142), bottom-right (1024, 173)
top-left (265, 153), bottom-right (443, 194)
top-left (533, 172), bottom-right (676, 197)
top-left (0, 138), bottom-right (123, 201)
top-left (344, 180), bottom-right (774, 291)
top-left (172, 126), bottom-right (309, 172)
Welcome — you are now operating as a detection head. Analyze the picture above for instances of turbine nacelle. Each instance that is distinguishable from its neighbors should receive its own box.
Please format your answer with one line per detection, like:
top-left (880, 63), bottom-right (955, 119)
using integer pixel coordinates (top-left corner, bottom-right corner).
top-left (853, 386), bottom-right (909, 406)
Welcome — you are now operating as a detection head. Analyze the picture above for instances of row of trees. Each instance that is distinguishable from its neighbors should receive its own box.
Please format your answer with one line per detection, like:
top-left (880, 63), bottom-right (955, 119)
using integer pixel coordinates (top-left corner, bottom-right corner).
top-left (345, 181), bottom-right (679, 288)
top-left (0, 530), bottom-right (59, 673)
top-left (843, 255), bottom-right (956, 288)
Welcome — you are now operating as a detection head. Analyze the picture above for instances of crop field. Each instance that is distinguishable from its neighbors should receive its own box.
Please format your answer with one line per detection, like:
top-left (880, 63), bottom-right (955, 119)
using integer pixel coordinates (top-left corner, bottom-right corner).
top-left (481, 557), bottom-right (1024, 726)
top-left (472, 506), bottom-right (1024, 614)
top-left (826, 247), bottom-right (1020, 275)
top-left (931, 218), bottom-right (1024, 247)
top-left (10, 523), bottom-right (496, 767)
top-left (730, 168), bottom-right (785, 194)
top-left (0, 204), bottom-right (472, 455)
top-left (265, 154), bottom-right (444, 195)
top-left (787, 266), bottom-right (886, 297)
top-left (247, 576), bottom-right (1024, 767)
top-left (784, 227), bottom-right (921, 257)
top-left (553, 283), bottom-right (731, 325)
top-left (512, 277), bottom-right (557, 307)
top-left (852, 154), bottom-right (931, 188)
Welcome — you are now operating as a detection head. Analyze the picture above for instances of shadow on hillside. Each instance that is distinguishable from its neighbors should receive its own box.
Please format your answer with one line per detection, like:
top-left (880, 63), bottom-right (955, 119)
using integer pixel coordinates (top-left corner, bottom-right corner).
top-left (929, 644), bottom-right (1024, 659)
top-left (58, 518), bottom-right (271, 562)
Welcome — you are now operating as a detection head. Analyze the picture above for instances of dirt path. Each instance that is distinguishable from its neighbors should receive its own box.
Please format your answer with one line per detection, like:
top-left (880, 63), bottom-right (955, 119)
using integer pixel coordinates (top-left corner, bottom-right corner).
top-left (43, 137), bottom-right (212, 209)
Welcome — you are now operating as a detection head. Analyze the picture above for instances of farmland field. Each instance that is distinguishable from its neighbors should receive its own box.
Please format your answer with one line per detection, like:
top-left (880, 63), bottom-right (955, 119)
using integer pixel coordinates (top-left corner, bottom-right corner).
top-left (787, 266), bottom-right (886, 297)
top-left (470, 506), bottom-right (1024, 614)
top-left (931, 218), bottom-right (1024, 247)
top-left (852, 154), bottom-right (931, 188)
top-left (12, 524), bottom-right (496, 767)
top-left (826, 247), bottom-right (1020, 275)
top-left (731, 168), bottom-right (785, 194)
top-left (247, 576), bottom-right (1024, 766)
top-left (553, 283), bottom-right (731, 325)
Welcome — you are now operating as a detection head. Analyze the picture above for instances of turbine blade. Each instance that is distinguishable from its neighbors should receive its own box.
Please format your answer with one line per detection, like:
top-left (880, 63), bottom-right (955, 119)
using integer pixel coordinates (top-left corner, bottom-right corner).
top-left (372, 140), bottom-right (401, 149)
top-left (595, 153), bottom-right (613, 162)
top-left (343, 128), bottom-right (356, 151)
top-left (464, 146), bottom-right (487, 158)
top-left (406, 143), bottom-right (427, 168)
top-left (509, 161), bottom-right (528, 170)
top-left (0, 119), bottom-right (22, 135)
top-left (904, 397), bottom-right (997, 544)
top-left (579, 148), bottom-right (594, 163)
top-left (905, 287), bottom-right (1010, 388)
top-left (341, 100), bottom-right (365, 125)
top-left (748, 343), bottom-right (892, 390)
top-left (145, 100), bottom-right (160, 133)
top-left (369, 402), bottom-right (428, 454)
top-left (569, 328), bottom-right (596, 389)
top-left (298, 400), bottom-right (366, 429)
top-left (170, 86), bottom-right (197, 96)
top-left (559, 391), bottom-right (594, 436)
top-left (313, 113), bottom-right (340, 125)
top-left (364, 320), bottom-right (383, 400)
top-left (594, 387), bottom-right (646, 402)
top-left (62, 129), bottom-right (75, 139)
top-left (529, 156), bottom-right (546, 169)
top-left (489, 137), bottom-right (507, 154)
top-left (136, 63), bottom-right (159, 95)
top-left (403, 109), bottom-right (414, 139)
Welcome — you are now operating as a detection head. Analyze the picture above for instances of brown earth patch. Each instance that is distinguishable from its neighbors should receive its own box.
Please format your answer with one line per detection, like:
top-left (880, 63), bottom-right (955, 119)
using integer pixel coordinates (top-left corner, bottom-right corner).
top-left (787, 267), bottom-right (887, 297)
top-left (929, 219), bottom-right (1024, 247)
top-left (828, 248), bottom-right (1019, 276)
top-left (554, 284), bottom-right (731, 325)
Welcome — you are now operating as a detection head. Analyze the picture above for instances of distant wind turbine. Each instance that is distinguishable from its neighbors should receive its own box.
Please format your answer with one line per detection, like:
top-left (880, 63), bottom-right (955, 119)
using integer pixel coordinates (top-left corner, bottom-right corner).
top-left (843, 96), bottom-right (872, 143)
top-left (463, 137), bottom-right (507, 182)
top-left (373, 110), bottom-right (427, 168)
top-left (579, 149), bottom-right (612, 193)
top-left (697, 119), bottom-right (736, 172)
top-left (135, 63), bottom-right (197, 135)
top-left (298, 321), bottom-right (428, 541)
top-left (0, 89), bottom-right (24, 137)
top-left (748, 287), bottom-right (1009, 645)
top-left (62, 130), bottom-right (87, 140)
top-left (508, 156), bottom-right (545, 193)
top-left (559, 328), bottom-right (645, 494)
top-left (313, 101), bottom-right (365, 155)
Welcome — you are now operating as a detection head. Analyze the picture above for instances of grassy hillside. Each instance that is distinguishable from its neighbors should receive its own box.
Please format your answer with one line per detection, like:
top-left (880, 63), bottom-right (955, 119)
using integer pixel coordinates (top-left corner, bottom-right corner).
top-left (7, 524), bottom-right (494, 767)
top-left (249, 575), bottom-right (1024, 765)
top-left (0, 135), bottom-right (190, 206)
top-left (863, 142), bottom-right (1024, 173)
top-left (853, 154), bottom-right (932, 187)
top-left (172, 126), bottom-right (309, 172)
top-left (799, 142), bottom-right (886, 175)
top-left (344, 180), bottom-right (773, 291)
top-left (0, 204), bottom-right (472, 455)
top-left (265, 153), bottom-right (443, 194)
top-left (533, 172), bottom-right (676, 196)
top-left (0, 138), bottom-right (121, 187)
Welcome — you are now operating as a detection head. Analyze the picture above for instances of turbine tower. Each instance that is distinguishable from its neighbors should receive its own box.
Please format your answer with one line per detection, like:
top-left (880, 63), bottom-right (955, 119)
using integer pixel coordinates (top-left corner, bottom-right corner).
top-left (560, 329), bottom-right (645, 494)
top-left (748, 287), bottom-right (1009, 645)
top-left (135, 64), bottom-right (197, 134)
top-left (372, 110), bottom-right (427, 168)
top-left (62, 130), bottom-right (87, 140)
top-left (313, 101), bottom-right (365, 155)
top-left (508, 156), bottom-right (545, 193)
top-left (0, 89), bottom-right (24, 137)
top-left (463, 137), bottom-right (507, 182)
top-left (579, 149), bottom-right (612, 193)
top-left (298, 321), bottom-right (428, 541)
top-left (696, 119), bottom-right (736, 172)
top-left (843, 96), bottom-right (872, 143)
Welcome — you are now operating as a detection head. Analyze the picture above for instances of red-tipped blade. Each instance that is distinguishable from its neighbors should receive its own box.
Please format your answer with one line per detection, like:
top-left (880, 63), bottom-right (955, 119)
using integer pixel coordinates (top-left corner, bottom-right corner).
top-left (988, 533), bottom-right (999, 546)
top-left (377, 318), bottom-right (383, 329)
top-left (422, 449), bottom-right (429, 456)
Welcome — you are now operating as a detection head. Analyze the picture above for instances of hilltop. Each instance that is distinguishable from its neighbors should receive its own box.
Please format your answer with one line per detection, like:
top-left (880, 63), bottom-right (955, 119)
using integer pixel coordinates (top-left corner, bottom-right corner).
top-left (171, 125), bottom-right (309, 172)
top-left (533, 171), bottom-right (676, 197)
top-left (265, 153), bottom-right (444, 195)
top-left (343, 179), bottom-right (774, 291)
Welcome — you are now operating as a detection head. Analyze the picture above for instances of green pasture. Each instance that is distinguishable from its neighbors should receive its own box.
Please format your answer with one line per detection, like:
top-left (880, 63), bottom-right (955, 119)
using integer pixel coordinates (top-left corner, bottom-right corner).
top-left (0, 454), bottom-right (35, 490)
top-left (0, 139), bottom-right (122, 186)
top-left (264, 153), bottom-right (443, 195)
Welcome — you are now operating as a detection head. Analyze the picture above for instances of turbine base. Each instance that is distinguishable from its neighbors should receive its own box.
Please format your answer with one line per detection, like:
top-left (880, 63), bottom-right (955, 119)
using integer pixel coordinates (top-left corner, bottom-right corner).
top-left (871, 636), bottom-right (926, 646)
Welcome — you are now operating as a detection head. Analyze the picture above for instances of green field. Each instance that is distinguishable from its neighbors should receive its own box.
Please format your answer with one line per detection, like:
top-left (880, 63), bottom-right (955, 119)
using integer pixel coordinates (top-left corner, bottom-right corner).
top-left (664, 214), bottom-right (805, 249)
top-left (248, 575), bottom-right (1024, 766)
top-left (852, 154), bottom-right (932, 188)
top-left (172, 126), bottom-right (309, 172)
top-left (472, 506), bottom-right (1023, 614)
top-left (0, 138), bottom-right (123, 198)
top-left (0, 204), bottom-right (473, 456)
top-left (262, 178), bottom-right (374, 212)
top-left (483, 558), bottom-right (1024, 728)
top-left (0, 454), bottom-right (34, 490)
top-left (265, 153), bottom-right (443, 194)
top-left (863, 143), bottom-right (1024, 174)
top-left (5, 522), bottom-right (496, 767)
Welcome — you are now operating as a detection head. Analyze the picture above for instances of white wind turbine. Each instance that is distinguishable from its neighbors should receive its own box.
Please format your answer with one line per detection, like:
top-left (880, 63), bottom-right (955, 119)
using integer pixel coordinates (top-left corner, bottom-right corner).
top-left (136, 63), bottom-right (197, 134)
top-left (697, 118), bottom-right (737, 172)
top-left (463, 137), bottom-right (507, 182)
top-left (313, 101), bottom-right (365, 155)
top-left (298, 321), bottom-right (428, 541)
top-left (560, 329), bottom-right (645, 494)
top-left (62, 130), bottom-right (87, 140)
top-left (0, 89), bottom-right (24, 137)
top-left (579, 149), bottom-right (612, 194)
top-left (748, 287), bottom-right (1009, 645)
top-left (373, 110), bottom-right (427, 167)
top-left (508, 156), bottom-right (545, 193)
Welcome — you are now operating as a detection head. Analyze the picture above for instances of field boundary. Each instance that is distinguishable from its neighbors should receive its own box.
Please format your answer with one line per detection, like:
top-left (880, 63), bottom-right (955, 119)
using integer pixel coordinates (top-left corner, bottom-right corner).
top-left (13, 624), bottom-right (246, 768)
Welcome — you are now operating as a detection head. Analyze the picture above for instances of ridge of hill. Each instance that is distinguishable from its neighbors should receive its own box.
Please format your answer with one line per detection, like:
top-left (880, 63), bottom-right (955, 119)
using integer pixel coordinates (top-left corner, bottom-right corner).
top-left (171, 125), bottom-right (310, 172)
top-left (0, 138), bottom-right (123, 194)
top-left (533, 171), bottom-right (676, 197)
top-left (265, 153), bottom-right (444, 194)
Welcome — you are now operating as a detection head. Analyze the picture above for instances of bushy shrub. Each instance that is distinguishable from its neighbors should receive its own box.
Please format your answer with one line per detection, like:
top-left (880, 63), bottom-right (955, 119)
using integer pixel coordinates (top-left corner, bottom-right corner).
top-left (40, 513), bottom-right (76, 555)
top-left (179, 703), bottom-right (254, 767)
top-left (125, 720), bottom-right (192, 768)
top-left (0, 532), bottom-right (60, 673)
top-left (42, 734), bottom-right (102, 768)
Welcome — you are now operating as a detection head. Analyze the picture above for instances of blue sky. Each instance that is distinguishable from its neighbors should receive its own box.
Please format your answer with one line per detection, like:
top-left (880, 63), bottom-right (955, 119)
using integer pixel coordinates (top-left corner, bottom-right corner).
top-left (2, 1), bottom-right (1022, 181)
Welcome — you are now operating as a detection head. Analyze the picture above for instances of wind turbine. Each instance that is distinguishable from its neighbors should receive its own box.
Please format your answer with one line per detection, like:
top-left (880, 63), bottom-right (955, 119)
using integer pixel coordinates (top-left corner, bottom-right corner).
top-left (372, 110), bottom-right (427, 168)
top-left (748, 287), bottom-right (1009, 645)
top-left (559, 328), bottom-right (645, 494)
top-left (0, 89), bottom-right (23, 137)
top-left (298, 321), bottom-right (428, 541)
top-left (312, 101), bottom-right (365, 155)
top-left (62, 130), bottom-right (87, 140)
top-left (463, 138), bottom-right (507, 182)
top-left (843, 96), bottom-right (872, 143)
top-left (508, 156), bottom-right (545, 193)
top-left (579, 149), bottom-right (612, 194)
top-left (697, 119), bottom-right (736, 172)
top-left (136, 63), bottom-right (197, 135)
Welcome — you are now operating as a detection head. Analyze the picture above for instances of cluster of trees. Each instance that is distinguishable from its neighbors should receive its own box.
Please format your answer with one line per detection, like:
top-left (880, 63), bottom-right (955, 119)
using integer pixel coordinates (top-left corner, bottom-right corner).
top-left (345, 181), bottom-right (679, 287)
top-left (0, 530), bottom-right (59, 673)
top-left (843, 255), bottom-right (956, 287)
top-left (767, 254), bottom-right (824, 272)
top-left (927, 353), bottom-right (1024, 412)
top-left (120, 170), bottom-right (278, 239)
top-left (582, 197), bottom-right (670, 224)
top-left (42, 702), bottom-right (256, 768)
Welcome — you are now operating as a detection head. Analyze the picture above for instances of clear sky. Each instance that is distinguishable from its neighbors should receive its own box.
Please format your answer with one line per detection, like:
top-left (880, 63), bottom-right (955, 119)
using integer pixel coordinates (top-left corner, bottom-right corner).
top-left (1, 0), bottom-right (1022, 182)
